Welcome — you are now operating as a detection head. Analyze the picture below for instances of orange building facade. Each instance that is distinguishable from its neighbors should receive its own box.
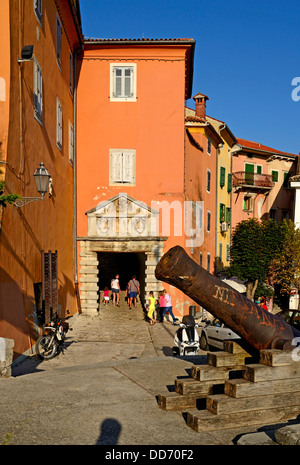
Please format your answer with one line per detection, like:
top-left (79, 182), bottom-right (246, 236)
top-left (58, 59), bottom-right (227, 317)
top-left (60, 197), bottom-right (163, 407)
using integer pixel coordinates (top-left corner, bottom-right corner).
top-left (0, 0), bottom-right (83, 358)
top-left (76, 38), bottom-right (198, 317)
top-left (185, 94), bottom-right (222, 274)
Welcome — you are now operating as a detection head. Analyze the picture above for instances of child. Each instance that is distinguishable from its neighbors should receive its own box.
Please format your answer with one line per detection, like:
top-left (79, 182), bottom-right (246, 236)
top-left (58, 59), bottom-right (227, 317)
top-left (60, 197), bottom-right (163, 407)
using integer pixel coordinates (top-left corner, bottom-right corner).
top-left (103, 287), bottom-right (110, 305)
top-left (147, 291), bottom-right (157, 326)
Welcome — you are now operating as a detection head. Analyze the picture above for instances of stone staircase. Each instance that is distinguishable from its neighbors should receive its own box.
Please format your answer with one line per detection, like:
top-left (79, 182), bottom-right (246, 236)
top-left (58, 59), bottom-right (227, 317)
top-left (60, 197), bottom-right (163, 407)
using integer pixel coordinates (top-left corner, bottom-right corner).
top-left (158, 341), bottom-right (300, 432)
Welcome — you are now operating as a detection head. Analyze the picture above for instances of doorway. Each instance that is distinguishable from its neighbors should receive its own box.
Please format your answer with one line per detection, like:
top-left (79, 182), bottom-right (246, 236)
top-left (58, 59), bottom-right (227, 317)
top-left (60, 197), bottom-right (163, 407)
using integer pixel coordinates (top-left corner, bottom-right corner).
top-left (97, 252), bottom-right (146, 301)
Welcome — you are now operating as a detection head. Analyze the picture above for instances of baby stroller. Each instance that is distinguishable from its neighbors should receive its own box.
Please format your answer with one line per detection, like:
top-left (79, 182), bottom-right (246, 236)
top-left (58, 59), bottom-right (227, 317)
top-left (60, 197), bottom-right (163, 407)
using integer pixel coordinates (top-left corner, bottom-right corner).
top-left (172, 315), bottom-right (200, 356)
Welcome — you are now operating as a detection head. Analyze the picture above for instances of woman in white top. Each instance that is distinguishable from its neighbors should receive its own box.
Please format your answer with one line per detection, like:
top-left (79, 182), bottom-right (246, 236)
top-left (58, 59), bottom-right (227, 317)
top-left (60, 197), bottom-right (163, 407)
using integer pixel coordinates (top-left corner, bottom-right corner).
top-left (111, 274), bottom-right (120, 307)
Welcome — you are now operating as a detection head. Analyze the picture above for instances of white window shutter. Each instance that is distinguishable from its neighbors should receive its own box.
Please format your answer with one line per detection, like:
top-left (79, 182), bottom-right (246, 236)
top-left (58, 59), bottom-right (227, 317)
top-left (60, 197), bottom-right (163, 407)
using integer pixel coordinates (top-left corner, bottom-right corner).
top-left (111, 152), bottom-right (123, 182)
top-left (122, 152), bottom-right (134, 183)
top-left (114, 68), bottom-right (122, 97)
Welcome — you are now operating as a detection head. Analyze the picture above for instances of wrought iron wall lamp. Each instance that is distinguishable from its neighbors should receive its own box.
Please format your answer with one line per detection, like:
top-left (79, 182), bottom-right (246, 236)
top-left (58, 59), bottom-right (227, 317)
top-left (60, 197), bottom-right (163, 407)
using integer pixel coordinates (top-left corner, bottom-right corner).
top-left (14, 162), bottom-right (52, 208)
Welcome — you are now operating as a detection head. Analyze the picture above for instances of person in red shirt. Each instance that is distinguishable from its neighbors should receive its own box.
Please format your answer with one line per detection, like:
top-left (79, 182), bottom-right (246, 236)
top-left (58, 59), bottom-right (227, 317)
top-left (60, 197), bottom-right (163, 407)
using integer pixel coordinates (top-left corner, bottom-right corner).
top-left (259, 297), bottom-right (268, 312)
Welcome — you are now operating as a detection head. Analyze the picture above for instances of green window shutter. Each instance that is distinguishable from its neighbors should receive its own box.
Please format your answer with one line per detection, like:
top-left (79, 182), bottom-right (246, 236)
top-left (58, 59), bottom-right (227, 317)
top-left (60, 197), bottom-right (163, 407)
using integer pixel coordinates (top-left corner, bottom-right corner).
top-left (226, 207), bottom-right (231, 224)
top-left (220, 167), bottom-right (226, 187)
top-left (272, 170), bottom-right (279, 182)
top-left (245, 163), bottom-right (254, 185)
top-left (220, 203), bottom-right (225, 222)
top-left (256, 165), bottom-right (262, 174)
top-left (227, 173), bottom-right (232, 192)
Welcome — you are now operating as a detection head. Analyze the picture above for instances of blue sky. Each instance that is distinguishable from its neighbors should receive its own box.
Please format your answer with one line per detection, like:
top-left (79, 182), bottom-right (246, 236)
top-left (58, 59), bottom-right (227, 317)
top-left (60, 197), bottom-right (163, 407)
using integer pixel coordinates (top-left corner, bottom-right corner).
top-left (79, 0), bottom-right (300, 154)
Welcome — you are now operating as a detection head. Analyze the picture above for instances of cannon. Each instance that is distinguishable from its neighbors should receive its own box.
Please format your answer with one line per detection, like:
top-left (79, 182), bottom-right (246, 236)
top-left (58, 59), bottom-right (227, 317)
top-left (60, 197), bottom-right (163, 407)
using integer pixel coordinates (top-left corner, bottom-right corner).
top-left (155, 246), bottom-right (300, 351)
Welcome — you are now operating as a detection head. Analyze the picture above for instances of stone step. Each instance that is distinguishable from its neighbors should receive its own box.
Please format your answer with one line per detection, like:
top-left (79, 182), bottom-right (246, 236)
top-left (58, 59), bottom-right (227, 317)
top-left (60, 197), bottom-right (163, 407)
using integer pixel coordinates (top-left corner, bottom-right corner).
top-left (187, 404), bottom-right (300, 432)
top-left (206, 391), bottom-right (300, 415)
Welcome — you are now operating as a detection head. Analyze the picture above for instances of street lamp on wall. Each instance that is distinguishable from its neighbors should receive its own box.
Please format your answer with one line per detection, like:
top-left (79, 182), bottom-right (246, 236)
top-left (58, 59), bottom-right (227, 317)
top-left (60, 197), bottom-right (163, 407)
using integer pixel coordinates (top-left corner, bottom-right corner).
top-left (14, 162), bottom-right (52, 208)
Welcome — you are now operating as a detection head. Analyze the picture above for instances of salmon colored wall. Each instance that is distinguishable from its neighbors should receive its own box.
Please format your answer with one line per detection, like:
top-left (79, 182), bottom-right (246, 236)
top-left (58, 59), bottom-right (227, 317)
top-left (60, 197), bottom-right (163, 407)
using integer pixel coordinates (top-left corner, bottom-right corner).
top-left (77, 45), bottom-right (188, 236)
top-left (0, 0), bottom-right (79, 358)
top-left (232, 152), bottom-right (296, 228)
top-left (76, 43), bottom-right (194, 316)
top-left (184, 126), bottom-right (217, 271)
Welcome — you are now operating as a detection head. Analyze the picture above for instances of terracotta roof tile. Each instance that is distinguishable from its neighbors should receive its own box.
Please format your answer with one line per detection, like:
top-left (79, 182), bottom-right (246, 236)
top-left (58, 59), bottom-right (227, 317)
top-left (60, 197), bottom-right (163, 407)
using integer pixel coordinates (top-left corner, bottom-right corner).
top-left (185, 116), bottom-right (207, 123)
top-left (237, 138), bottom-right (297, 157)
top-left (84, 37), bottom-right (195, 43)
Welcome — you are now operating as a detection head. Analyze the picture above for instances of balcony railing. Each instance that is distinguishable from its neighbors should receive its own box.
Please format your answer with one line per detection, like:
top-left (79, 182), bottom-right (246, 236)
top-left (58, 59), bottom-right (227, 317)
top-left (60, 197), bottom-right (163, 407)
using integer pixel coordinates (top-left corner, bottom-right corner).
top-left (232, 171), bottom-right (275, 190)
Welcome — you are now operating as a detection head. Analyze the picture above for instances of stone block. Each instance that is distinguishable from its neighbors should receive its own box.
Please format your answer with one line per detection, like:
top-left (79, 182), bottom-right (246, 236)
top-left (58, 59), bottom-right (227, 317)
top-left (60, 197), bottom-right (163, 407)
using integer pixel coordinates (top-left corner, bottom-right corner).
top-left (0, 338), bottom-right (15, 378)
top-left (275, 424), bottom-right (300, 445)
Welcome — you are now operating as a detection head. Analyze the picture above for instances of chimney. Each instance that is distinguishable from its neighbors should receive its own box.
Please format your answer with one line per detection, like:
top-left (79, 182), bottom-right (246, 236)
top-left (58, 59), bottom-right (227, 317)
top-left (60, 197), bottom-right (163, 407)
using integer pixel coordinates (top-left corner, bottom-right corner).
top-left (193, 93), bottom-right (209, 119)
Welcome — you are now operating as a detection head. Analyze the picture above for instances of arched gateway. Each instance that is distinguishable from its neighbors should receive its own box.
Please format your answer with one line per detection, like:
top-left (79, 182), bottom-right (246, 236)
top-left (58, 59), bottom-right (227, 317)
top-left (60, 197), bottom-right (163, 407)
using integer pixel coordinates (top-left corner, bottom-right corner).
top-left (78, 193), bottom-right (167, 314)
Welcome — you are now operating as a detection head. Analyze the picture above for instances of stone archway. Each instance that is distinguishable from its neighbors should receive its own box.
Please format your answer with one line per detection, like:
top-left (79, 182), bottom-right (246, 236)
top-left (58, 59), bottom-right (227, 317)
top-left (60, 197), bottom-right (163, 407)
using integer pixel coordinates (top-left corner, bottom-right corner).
top-left (78, 193), bottom-right (167, 315)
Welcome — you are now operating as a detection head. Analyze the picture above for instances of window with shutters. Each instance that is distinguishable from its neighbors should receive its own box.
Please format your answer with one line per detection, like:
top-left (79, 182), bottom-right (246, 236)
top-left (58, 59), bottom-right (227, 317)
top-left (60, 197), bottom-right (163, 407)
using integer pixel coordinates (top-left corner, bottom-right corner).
top-left (227, 173), bottom-right (232, 192)
top-left (220, 166), bottom-right (226, 187)
top-left (219, 203), bottom-right (225, 223)
top-left (271, 170), bottom-right (279, 183)
top-left (56, 15), bottom-right (62, 71)
top-left (110, 64), bottom-right (137, 101)
top-left (109, 149), bottom-right (136, 185)
top-left (207, 138), bottom-right (211, 155)
top-left (56, 98), bottom-right (62, 150)
top-left (34, 0), bottom-right (42, 26)
top-left (207, 210), bottom-right (211, 232)
top-left (207, 253), bottom-right (211, 272)
top-left (206, 169), bottom-right (211, 193)
top-left (69, 121), bottom-right (74, 166)
top-left (69, 50), bottom-right (74, 95)
top-left (34, 58), bottom-right (43, 125)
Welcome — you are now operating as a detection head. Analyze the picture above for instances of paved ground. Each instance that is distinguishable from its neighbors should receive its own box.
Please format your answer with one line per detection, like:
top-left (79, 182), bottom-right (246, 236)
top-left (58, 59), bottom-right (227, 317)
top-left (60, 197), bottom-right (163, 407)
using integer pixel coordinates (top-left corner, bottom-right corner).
top-left (1, 298), bottom-right (299, 446)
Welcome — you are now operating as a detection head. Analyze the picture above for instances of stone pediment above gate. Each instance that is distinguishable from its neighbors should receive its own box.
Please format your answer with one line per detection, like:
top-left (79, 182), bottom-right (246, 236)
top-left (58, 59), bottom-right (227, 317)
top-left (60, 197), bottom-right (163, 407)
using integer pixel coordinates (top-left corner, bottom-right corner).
top-left (86, 193), bottom-right (159, 238)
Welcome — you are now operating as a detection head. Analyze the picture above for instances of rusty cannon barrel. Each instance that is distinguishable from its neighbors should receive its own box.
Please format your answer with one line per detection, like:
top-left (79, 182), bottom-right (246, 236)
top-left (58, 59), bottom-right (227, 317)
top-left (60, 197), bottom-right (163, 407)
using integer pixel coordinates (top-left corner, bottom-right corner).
top-left (155, 245), bottom-right (300, 351)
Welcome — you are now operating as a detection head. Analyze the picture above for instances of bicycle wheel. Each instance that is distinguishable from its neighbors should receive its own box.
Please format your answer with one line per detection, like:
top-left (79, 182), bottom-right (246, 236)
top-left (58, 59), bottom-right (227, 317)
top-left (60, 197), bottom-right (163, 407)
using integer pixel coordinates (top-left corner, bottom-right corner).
top-left (36, 335), bottom-right (58, 360)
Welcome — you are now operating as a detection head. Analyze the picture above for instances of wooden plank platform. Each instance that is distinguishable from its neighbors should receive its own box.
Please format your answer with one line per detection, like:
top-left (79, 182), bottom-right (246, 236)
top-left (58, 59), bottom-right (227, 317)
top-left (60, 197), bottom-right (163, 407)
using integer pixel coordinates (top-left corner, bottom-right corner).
top-left (191, 364), bottom-right (231, 382)
top-left (187, 405), bottom-right (300, 432)
top-left (225, 377), bottom-right (300, 398)
top-left (157, 344), bottom-right (300, 431)
top-left (175, 378), bottom-right (221, 396)
top-left (157, 392), bottom-right (206, 411)
top-left (243, 362), bottom-right (300, 382)
top-left (207, 351), bottom-right (249, 368)
top-left (259, 349), bottom-right (294, 366)
top-left (206, 391), bottom-right (300, 415)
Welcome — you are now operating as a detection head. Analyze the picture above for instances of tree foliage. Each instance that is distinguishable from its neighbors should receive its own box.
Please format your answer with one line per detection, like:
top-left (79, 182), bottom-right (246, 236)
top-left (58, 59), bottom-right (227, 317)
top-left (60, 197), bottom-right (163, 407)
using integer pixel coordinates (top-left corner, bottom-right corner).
top-left (227, 218), bottom-right (285, 300)
top-left (271, 219), bottom-right (300, 297)
top-left (0, 182), bottom-right (20, 207)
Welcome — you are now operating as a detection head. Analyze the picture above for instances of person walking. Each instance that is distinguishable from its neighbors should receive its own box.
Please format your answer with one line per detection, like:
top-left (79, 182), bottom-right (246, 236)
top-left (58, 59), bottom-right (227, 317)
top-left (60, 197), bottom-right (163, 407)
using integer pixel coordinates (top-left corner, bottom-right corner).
top-left (103, 286), bottom-right (110, 306)
top-left (147, 291), bottom-right (157, 325)
top-left (111, 274), bottom-right (120, 307)
top-left (128, 275), bottom-right (140, 309)
top-left (162, 289), bottom-right (178, 325)
top-left (158, 290), bottom-right (165, 323)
